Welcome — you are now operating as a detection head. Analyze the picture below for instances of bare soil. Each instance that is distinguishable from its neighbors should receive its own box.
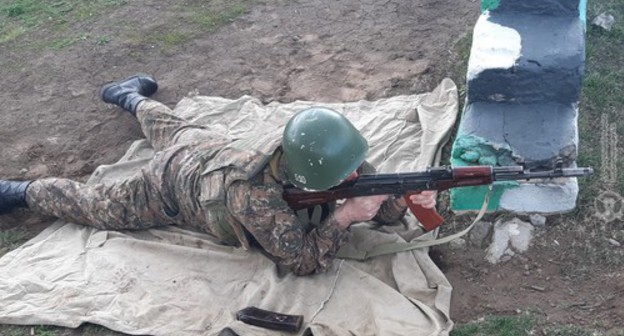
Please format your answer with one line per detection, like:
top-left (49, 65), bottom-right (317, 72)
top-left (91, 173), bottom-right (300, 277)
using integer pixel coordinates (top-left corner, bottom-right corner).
top-left (0, 0), bottom-right (622, 334)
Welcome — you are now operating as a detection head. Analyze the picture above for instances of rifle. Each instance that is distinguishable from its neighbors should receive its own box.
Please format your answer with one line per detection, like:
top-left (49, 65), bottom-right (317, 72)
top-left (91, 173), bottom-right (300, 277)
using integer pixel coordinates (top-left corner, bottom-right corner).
top-left (282, 165), bottom-right (593, 231)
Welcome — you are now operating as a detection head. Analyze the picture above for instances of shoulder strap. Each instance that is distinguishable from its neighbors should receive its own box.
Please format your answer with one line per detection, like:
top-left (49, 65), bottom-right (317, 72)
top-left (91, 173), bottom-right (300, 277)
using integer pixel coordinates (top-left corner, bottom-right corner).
top-left (336, 186), bottom-right (492, 260)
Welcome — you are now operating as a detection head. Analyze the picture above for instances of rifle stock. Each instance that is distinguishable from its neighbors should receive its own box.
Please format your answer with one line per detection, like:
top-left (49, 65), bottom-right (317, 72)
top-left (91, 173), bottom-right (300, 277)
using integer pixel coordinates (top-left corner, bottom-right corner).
top-left (282, 165), bottom-right (593, 231)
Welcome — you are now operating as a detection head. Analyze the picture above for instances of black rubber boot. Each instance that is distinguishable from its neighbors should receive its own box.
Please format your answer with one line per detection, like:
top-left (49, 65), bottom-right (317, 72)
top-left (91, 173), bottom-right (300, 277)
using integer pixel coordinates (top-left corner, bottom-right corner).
top-left (99, 75), bottom-right (158, 115)
top-left (0, 180), bottom-right (32, 215)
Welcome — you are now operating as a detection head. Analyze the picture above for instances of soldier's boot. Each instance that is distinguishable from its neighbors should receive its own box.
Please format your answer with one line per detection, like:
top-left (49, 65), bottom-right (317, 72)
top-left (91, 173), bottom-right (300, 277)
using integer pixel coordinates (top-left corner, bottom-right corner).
top-left (100, 75), bottom-right (158, 116)
top-left (0, 180), bottom-right (32, 215)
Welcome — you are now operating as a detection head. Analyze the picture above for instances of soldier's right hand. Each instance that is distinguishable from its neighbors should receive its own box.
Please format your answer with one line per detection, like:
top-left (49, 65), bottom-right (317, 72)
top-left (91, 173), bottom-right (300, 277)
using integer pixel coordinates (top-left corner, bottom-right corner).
top-left (332, 195), bottom-right (389, 229)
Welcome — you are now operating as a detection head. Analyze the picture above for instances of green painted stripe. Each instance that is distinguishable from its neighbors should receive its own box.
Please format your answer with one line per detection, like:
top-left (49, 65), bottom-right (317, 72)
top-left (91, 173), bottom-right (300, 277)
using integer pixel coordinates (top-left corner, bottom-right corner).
top-left (481, 0), bottom-right (501, 12)
top-left (449, 157), bottom-right (519, 211)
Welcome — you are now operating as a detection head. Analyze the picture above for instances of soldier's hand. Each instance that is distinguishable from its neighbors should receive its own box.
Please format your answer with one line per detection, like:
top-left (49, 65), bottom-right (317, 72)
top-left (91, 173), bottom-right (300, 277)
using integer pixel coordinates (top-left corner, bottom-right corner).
top-left (395, 190), bottom-right (437, 209)
top-left (405, 190), bottom-right (437, 209)
top-left (333, 195), bottom-right (389, 229)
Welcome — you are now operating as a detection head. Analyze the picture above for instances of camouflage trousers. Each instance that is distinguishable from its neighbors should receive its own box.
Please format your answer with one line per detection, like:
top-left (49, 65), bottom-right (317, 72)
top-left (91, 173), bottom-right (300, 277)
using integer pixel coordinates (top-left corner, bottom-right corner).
top-left (25, 100), bottom-right (228, 231)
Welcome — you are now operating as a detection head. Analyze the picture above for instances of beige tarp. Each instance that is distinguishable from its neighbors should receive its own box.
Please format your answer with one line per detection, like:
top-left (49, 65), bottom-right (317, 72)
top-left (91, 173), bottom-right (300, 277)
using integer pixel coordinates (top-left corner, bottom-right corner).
top-left (0, 79), bottom-right (458, 336)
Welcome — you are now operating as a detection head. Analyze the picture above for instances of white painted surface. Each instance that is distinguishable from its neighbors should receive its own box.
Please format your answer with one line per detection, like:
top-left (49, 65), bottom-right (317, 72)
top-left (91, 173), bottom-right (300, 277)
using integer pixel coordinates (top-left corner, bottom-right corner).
top-left (467, 12), bottom-right (522, 80)
top-left (499, 178), bottom-right (579, 213)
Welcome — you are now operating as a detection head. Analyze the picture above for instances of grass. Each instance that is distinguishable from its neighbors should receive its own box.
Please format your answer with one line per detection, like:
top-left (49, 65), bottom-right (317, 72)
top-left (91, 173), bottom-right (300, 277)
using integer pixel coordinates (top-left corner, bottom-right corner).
top-left (451, 315), bottom-right (604, 336)
top-left (555, 0), bottom-right (624, 274)
top-left (0, 0), bottom-right (252, 50)
top-left (451, 315), bottom-right (538, 336)
top-left (192, 2), bottom-right (249, 31)
top-left (0, 227), bottom-right (28, 256)
top-left (123, 1), bottom-right (251, 51)
top-left (0, 0), bottom-right (126, 46)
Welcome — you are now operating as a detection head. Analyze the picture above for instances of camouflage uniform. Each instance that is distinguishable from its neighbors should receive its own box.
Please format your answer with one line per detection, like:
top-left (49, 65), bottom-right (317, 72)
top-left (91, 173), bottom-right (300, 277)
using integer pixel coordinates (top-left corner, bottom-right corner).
top-left (26, 100), bottom-right (407, 275)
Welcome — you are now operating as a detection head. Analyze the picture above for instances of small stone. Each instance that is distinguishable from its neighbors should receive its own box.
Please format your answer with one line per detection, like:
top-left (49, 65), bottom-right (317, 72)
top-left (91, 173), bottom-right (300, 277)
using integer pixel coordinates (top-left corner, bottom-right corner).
top-left (504, 247), bottom-right (516, 257)
top-left (469, 221), bottom-right (493, 248)
top-left (592, 13), bottom-right (615, 31)
top-left (608, 238), bottom-right (621, 247)
top-left (19, 168), bottom-right (28, 175)
top-left (26, 164), bottom-right (48, 177)
top-left (529, 214), bottom-right (547, 227)
top-left (486, 218), bottom-right (533, 264)
top-left (449, 238), bottom-right (467, 250)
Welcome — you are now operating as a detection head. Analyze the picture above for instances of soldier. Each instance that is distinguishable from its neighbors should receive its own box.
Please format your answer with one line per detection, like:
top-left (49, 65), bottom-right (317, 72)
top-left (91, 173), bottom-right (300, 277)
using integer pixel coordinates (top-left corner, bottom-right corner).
top-left (0, 75), bottom-right (436, 275)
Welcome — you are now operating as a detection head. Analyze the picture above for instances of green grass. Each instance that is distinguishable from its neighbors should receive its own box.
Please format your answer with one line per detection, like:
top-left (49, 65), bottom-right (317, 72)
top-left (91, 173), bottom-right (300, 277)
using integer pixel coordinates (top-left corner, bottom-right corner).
top-left (0, 227), bottom-right (28, 255)
top-left (141, 30), bottom-right (191, 49)
top-left (558, 0), bottom-right (624, 272)
top-left (0, 0), bottom-right (126, 47)
top-left (192, 3), bottom-right (249, 31)
top-left (123, 1), bottom-right (250, 51)
top-left (0, 0), bottom-right (252, 50)
top-left (48, 33), bottom-right (89, 50)
top-left (451, 315), bottom-right (603, 336)
top-left (452, 315), bottom-right (537, 336)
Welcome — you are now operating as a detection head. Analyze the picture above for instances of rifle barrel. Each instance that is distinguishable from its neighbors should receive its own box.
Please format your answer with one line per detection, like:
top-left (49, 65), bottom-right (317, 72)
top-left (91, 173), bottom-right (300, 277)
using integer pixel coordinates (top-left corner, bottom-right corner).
top-left (493, 167), bottom-right (594, 181)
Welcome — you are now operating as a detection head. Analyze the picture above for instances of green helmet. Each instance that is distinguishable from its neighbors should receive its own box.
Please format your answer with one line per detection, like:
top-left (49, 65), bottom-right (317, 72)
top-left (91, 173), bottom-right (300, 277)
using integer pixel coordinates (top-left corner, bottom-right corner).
top-left (282, 107), bottom-right (369, 191)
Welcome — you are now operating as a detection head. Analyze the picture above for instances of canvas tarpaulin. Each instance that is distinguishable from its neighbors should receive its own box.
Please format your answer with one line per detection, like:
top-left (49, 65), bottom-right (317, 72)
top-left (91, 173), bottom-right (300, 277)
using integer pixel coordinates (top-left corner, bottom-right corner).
top-left (0, 79), bottom-right (459, 336)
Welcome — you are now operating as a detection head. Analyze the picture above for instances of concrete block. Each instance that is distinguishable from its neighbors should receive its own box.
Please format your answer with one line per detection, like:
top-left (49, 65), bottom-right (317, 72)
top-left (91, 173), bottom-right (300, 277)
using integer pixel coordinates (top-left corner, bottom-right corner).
top-left (449, 182), bottom-right (518, 212)
top-left (453, 102), bottom-right (578, 170)
top-left (450, 169), bottom-right (579, 213)
top-left (467, 13), bottom-right (585, 105)
top-left (482, 0), bottom-right (584, 18)
top-left (499, 177), bottom-right (579, 212)
top-left (450, 0), bottom-right (586, 213)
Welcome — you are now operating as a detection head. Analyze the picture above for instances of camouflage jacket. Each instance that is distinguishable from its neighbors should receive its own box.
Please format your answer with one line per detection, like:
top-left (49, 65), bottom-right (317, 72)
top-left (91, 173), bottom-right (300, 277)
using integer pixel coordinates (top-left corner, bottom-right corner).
top-left (175, 129), bottom-right (407, 275)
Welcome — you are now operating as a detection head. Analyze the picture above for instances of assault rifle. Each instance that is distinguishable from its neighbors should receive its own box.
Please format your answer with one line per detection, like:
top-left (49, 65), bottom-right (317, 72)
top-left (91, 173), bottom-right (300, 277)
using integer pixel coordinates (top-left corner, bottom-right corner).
top-left (283, 165), bottom-right (593, 231)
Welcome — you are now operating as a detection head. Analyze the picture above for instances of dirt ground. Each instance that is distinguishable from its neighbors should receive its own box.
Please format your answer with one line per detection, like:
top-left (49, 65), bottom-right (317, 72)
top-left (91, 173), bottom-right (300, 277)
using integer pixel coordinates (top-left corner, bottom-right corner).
top-left (0, 0), bottom-right (622, 334)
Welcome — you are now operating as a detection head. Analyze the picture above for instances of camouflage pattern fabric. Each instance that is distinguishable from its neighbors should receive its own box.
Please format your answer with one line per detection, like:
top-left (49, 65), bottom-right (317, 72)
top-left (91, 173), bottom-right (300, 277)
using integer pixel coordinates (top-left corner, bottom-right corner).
top-left (25, 100), bottom-right (407, 275)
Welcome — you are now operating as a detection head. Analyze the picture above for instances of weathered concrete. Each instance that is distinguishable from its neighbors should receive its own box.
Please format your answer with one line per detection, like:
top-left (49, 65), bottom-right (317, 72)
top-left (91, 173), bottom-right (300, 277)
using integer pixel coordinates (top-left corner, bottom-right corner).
top-left (482, 0), bottom-right (582, 18)
top-left (454, 102), bottom-right (578, 170)
top-left (450, 102), bottom-right (579, 212)
top-left (467, 13), bottom-right (585, 105)
top-left (499, 177), bottom-right (579, 213)
top-left (450, 0), bottom-right (586, 213)
top-left (486, 217), bottom-right (534, 264)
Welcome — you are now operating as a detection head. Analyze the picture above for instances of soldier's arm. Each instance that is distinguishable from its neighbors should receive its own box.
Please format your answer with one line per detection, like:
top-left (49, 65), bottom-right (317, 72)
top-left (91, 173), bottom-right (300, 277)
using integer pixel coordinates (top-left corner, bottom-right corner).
top-left (358, 161), bottom-right (408, 224)
top-left (226, 178), bottom-right (350, 276)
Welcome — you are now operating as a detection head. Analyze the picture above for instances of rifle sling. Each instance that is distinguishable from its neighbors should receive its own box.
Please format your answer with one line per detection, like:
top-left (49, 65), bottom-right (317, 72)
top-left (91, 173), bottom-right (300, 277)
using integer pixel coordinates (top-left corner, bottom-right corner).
top-left (336, 185), bottom-right (492, 261)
